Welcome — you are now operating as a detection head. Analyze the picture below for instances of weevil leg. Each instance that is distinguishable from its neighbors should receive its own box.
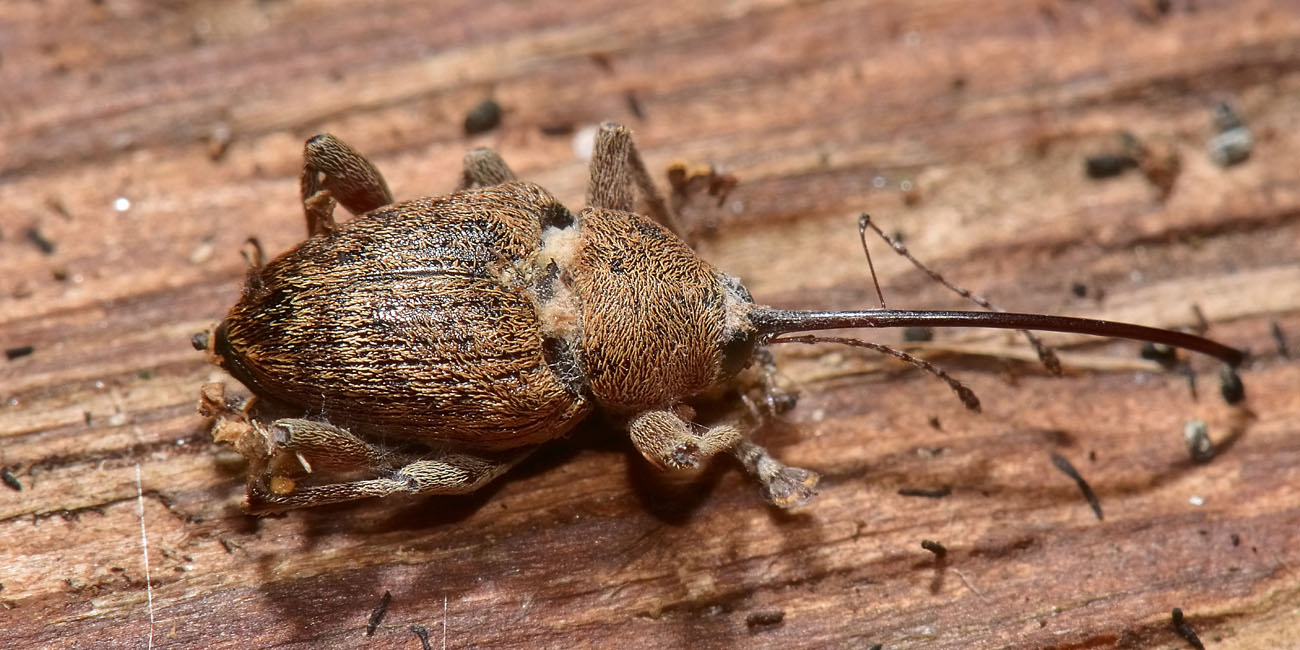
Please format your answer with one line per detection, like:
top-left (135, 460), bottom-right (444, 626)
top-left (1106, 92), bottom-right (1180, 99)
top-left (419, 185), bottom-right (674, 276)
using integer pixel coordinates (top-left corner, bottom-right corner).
top-left (731, 438), bottom-right (820, 509)
top-left (300, 134), bottom-right (394, 237)
top-left (240, 237), bottom-right (265, 271)
top-left (754, 347), bottom-right (799, 416)
top-left (666, 161), bottom-right (738, 216)
top-left (586, 123), bottom-right (687, 238)
top-left (627, 409), bottom-right (742, 471)
top-left (736, 349), bottom-right (799, 423)
top-left (261, 418), bottom-right (396, 478)
top-left (302, 190), bottom-right (338, 239)
top-left (586, 123), bottom-right (633, 212)
top-left (246, 444), bottom-right (537, 513)
top-left (458, 147), bottom-right (518, 189)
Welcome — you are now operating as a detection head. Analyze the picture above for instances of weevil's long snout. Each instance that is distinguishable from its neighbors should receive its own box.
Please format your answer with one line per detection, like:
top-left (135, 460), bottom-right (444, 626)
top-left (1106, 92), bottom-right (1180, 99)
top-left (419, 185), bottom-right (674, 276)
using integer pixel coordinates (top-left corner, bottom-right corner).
top-left (748, 307), bottom-right (1247, 368)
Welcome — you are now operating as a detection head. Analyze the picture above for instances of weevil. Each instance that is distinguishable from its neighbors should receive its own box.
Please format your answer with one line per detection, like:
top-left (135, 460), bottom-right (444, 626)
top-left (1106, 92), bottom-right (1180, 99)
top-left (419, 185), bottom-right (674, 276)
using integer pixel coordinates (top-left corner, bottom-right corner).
top-left (197, 123), bottom-right (1245, 513)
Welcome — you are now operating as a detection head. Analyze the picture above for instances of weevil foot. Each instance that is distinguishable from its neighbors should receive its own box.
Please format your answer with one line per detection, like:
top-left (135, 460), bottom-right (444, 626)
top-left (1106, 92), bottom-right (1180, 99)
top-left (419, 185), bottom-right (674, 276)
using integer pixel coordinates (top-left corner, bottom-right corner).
top-left (198, 382), bottom-right (258, 450)
top-left (759, 466), bottom-right (820, 509)
top-left (732, 438), bottom-right (820, 509)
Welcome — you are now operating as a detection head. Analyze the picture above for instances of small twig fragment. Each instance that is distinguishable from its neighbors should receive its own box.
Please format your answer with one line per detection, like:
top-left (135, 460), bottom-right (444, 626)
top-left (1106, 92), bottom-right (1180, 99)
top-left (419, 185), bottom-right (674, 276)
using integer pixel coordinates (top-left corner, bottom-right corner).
top-left (1084, 154), bottom-right (1138, 178)
top-left (366, 591), bottom-right (392, 637)
top-left (898, 486), bottom-right (951, 499)
top-left (1171, 607), bottom-right (1206, 650)
top-left (464, 98), bottom-right (502, 135)
top-left (902, 327), bottom-right (933, 342)
top-left (1271, 321), bottom-right (1290, 358)
top-left (26, 226), bottom-right (56, 255)
top-left (745, 609), bottom-right (786, 629)
top-left (921, 539), bottom-right (947, 558)
top-left (1050, 452), bottom-right (1102, 520)
top-left (5, 346), bottom-right (34, 361)
top-left (1218, 365), bottom-right (1245, 404)
top-left (1183, 420), bottom-right (1214, 463)
top-left (624, 90), bottom-right (645, 120)
top-left (1208, 101), bottom-right (1252, 167)
top-left (1139, 341), bottom-right (1178, 366)
top-left (410, 625), bottom-right (433, 650)
top-left (1181, 366), bottom-right (1199, 402)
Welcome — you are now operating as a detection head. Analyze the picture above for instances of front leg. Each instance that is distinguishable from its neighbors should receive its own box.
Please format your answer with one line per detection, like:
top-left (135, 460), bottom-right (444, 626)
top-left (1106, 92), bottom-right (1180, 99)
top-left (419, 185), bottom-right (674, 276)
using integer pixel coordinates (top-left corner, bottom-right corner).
top-left (626, 408), bottom-right (819, 509)
top-left (731, 439), bottom-right (819, 509)
top-left (628, 409), bottom-right (741, 470)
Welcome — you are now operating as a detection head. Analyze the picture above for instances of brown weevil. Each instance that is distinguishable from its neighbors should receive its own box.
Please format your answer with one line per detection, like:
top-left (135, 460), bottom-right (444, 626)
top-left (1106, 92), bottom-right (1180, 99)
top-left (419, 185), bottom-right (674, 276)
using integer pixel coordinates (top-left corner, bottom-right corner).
top-left (197, 123), bottom-right (1246, 513)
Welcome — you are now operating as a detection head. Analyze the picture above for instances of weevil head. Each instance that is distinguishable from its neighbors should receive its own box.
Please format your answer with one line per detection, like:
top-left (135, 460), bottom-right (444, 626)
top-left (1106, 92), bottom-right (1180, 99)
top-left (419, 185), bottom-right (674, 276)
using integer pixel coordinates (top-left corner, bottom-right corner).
top-left (717, 274), bottom-right (762, 377)
top-left (538, 207), bottom-right (758, 414)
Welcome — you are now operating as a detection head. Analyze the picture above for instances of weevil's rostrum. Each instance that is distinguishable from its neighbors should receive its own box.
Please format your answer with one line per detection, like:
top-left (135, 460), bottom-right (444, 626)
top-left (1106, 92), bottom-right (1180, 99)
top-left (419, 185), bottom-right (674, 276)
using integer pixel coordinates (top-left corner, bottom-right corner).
top-left (199, 124), bottom-right (1244, 513)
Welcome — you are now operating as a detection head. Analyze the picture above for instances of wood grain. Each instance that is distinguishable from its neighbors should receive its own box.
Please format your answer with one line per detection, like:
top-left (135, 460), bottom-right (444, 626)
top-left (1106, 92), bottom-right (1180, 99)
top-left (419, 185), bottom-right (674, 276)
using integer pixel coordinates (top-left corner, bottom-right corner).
top-left (3, 1), bottom-right (1299, 648)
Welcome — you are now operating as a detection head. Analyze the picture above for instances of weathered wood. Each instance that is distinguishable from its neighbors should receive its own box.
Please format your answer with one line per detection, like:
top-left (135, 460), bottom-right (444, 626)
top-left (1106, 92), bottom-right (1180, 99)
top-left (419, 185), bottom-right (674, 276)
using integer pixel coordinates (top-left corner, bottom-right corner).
top-left (2, 1), bottom-right (1299, 648)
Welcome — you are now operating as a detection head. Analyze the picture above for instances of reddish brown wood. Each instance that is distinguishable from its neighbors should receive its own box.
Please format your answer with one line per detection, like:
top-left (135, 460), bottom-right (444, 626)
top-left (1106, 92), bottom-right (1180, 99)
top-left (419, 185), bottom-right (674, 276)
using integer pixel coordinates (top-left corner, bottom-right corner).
top-left (2, 1), bottom-right (1299, 648)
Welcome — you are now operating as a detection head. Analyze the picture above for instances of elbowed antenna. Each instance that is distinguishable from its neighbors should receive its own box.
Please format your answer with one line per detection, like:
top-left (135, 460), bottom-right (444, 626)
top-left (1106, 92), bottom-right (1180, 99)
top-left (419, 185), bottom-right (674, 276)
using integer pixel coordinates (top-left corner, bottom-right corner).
top-left (749, 308), bottom-right (1246, 368)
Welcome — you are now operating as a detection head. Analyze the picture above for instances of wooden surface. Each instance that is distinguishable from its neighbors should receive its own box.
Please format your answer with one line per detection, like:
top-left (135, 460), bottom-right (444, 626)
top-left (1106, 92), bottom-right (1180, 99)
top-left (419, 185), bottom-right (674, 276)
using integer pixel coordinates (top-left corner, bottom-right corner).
top-left (3, 1), bottom-right (1299, 648)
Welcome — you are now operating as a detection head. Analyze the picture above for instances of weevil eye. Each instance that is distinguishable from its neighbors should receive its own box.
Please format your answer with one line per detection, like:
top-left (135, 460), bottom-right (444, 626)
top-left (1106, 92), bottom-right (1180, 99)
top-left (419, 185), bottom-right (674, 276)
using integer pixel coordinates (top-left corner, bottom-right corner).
top-left (719, 274), bottom-right (758, 377)
top-left (720, 327), bottom-right (758, 378)
top-left (541, 203), bottom-right (574, 229)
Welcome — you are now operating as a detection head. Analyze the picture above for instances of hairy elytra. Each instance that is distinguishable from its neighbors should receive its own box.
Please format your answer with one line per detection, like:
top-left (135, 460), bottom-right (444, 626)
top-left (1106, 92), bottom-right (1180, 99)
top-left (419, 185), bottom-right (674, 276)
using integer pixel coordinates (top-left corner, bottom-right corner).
top-left (198, 124), bottom-right (1244, 513)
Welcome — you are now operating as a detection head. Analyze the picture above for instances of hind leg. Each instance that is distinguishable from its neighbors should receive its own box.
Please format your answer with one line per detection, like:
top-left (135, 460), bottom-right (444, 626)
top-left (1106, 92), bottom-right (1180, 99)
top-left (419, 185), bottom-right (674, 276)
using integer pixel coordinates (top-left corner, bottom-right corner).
top-left (211, 415), bottom-right (534, 514)
top-left (299, 134), bottom-right (394, 237)
top-left (244, 418), bottom-right (537, 514)
top-left (247, 449), bottom-right (536, 513)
